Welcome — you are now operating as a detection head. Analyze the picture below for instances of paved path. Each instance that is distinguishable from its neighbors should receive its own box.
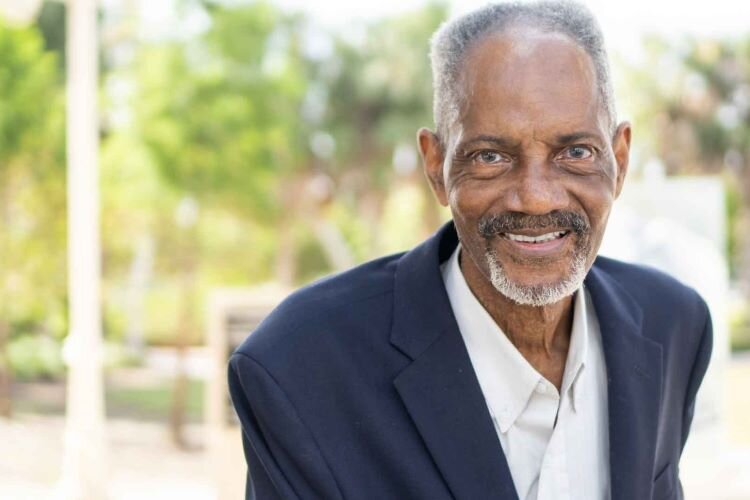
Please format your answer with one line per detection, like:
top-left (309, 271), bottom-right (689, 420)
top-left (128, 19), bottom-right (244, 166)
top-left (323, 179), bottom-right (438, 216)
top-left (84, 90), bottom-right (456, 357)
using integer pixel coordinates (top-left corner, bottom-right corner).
top-left (1, 415), bottom-right (213, 500)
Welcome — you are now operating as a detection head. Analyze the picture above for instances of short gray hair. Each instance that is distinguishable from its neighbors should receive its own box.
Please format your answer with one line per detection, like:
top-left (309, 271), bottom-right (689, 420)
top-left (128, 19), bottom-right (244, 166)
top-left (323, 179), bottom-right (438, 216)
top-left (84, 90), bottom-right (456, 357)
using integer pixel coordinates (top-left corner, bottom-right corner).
top-left (429, 1), bottom-right (616, 142)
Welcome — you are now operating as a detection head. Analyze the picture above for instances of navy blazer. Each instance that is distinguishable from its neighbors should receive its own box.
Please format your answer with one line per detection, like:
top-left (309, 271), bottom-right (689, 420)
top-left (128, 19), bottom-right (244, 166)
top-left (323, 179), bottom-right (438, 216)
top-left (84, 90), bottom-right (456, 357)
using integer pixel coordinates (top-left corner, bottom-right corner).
top-left (228, 222), bottom-right (712, 500)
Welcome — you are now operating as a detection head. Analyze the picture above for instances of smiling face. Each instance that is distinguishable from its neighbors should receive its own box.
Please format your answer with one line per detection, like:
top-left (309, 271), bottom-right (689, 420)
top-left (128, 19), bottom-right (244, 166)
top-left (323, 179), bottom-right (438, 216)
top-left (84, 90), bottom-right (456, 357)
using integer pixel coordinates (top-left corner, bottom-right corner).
top-left (419, 26), bottom-right (631, 306)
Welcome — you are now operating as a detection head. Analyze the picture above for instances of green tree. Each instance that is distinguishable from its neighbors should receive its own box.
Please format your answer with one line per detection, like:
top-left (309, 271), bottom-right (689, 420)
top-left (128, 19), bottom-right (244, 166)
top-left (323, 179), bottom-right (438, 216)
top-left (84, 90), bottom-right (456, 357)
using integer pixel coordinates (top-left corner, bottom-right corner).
top-left (133, 2), bottom-right (450, 284)
top-left (314, 3), bottom-right (448, 255)
top-left (0, 18), bottom-right (66, 414)
top-left (134, 2), bottom-right (312, 283)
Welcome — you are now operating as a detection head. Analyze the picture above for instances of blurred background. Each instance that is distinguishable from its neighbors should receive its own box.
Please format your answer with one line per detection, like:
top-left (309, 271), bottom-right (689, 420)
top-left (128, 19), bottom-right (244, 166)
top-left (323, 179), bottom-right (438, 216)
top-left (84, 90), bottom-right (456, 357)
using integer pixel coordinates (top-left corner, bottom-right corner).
top-left (0, 0), bottom-right (749, 498)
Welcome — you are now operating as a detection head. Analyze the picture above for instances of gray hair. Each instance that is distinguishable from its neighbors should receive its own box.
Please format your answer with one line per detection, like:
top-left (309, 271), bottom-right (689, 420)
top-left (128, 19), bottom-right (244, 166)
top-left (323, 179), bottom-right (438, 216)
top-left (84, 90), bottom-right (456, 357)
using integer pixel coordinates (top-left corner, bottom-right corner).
top-left (429, 1), bottom-right (616, 143)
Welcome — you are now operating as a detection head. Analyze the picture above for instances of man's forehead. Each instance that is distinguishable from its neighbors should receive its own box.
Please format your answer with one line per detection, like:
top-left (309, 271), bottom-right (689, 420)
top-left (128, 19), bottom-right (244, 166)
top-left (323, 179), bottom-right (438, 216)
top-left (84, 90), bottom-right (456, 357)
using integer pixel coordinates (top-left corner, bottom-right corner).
top-left (470, 27), bottom-right (582, 61)
top-left (463, 27), bottom-right (597, 99)
top-left (456, 26), bottom-right (607, 141)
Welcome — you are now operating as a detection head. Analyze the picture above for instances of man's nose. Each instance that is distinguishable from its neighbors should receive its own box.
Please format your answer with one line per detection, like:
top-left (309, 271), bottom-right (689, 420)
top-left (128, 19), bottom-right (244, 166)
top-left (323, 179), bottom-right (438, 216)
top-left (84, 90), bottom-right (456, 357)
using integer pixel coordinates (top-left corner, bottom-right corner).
top-left (505, 158), bottom-right (569, 215)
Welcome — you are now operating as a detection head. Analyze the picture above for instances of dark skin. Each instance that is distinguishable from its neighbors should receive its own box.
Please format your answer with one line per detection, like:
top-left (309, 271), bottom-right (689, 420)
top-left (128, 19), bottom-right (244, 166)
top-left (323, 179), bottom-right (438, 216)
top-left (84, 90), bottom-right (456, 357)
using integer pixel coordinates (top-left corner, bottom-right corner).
top-left (418, 27), bottom-right (631, 390)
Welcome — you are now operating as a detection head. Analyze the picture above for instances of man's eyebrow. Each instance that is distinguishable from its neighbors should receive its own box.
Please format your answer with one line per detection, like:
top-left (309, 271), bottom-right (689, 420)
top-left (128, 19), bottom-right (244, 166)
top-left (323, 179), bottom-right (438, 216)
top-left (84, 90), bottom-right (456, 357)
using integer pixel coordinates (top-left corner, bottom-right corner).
top-left (554, 131), bottom-right (604, 145)
top-left (458, 134), bottom-right (519, 149)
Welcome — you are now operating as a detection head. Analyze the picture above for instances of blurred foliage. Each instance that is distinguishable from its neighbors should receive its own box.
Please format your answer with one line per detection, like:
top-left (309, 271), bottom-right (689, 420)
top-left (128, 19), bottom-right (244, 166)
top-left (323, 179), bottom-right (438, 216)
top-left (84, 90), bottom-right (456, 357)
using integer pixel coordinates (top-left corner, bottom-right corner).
top-left (312, 2), bottom-right (449, 256)
top-left (96, 1), bottom-right (449, 351)
top-left (617, 36), bottom-right (750, 282)
top-left (0, 18), bottom-right (66, 346)
top-left (36, 1), bottom-right (66, 70)
top-left (134, 9), bottom-right (304, 218)
top-left (8, 335), bottom-right (64, 380)
top-left (127, 1), bottom-right (447, 284)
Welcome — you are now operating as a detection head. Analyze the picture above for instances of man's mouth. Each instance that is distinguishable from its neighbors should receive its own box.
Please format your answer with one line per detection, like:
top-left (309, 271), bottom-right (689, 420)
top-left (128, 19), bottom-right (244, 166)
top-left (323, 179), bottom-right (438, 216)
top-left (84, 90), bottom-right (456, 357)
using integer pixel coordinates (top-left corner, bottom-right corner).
top-left (500, 230), bottom-right (570, 244)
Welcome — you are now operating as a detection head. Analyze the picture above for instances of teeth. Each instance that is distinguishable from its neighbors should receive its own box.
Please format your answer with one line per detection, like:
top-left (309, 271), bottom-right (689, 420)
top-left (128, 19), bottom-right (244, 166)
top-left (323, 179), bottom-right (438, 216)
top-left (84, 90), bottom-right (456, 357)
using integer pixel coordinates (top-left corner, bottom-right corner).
top-left (504, 231), bottom-right (566, 243)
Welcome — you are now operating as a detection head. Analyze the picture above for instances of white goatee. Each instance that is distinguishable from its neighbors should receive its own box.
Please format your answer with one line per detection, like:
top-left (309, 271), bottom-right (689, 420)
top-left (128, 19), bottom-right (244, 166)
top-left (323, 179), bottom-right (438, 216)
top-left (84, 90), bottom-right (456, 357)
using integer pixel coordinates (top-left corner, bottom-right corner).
top-left (484, 249), bottom-right (587, 306)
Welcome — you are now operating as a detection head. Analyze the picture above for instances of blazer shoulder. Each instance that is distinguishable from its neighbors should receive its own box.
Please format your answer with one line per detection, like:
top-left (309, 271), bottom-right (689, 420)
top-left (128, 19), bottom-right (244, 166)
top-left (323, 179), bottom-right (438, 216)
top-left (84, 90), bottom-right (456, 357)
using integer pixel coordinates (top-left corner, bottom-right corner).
top-left (233, 251), bottom-right (403, 362)
top-left (592, 256), bottom-right (712, 395)
top-left (593, 255), bottom-right (707, 312)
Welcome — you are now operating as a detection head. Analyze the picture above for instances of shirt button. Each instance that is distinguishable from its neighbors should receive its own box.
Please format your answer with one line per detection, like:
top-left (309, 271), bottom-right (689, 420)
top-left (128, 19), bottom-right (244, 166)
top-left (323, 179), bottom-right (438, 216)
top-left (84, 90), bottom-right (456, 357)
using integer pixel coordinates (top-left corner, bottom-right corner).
top-left (536, 382), bottom-right (546, 394)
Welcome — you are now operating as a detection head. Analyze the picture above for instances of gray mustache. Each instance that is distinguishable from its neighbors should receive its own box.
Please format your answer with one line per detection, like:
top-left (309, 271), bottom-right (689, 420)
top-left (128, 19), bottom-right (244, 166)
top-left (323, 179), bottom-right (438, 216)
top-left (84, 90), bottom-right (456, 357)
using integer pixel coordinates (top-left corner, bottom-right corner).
top-left (478, 211), bottom-right (589, 238)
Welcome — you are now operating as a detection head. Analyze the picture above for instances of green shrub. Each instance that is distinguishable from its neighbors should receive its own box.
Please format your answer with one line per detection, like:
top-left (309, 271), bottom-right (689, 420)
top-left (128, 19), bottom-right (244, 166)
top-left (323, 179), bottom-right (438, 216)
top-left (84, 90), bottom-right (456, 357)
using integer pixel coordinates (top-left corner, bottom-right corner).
top-left (8, 335), bottom-right (65, 380)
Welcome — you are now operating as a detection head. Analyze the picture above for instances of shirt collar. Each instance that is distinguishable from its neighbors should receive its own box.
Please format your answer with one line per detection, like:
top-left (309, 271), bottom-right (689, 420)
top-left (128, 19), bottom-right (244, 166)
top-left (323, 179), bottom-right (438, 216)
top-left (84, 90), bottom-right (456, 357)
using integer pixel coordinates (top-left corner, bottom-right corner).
top-left (564, 283), bottom-right (590, 413)
top-left (441, 244), bottom-right (590, 431)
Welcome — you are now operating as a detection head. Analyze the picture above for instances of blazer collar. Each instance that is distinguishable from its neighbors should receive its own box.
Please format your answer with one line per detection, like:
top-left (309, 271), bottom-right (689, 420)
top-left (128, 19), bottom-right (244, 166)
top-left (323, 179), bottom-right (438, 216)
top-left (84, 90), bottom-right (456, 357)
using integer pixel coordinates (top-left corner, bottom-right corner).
top-left (390, 222), bottom-right (664, 500)
top-left (391, 222), bottom-right (518, 499)
top-left (390, 222), bottom-right (458, 359)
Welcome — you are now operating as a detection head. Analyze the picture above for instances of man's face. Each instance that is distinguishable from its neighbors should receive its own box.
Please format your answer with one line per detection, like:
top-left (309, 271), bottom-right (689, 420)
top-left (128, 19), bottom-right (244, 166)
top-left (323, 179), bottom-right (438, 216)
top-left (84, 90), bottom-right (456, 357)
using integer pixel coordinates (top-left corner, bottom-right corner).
top-left (420, 27), bottom-right (631, 306)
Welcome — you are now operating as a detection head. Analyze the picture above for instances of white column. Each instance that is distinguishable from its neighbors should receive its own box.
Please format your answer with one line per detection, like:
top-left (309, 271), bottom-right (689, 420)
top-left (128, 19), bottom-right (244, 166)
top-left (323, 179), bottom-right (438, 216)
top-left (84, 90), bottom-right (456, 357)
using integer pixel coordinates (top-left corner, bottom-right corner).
top-left (58, 0), bottom-right (108, 498)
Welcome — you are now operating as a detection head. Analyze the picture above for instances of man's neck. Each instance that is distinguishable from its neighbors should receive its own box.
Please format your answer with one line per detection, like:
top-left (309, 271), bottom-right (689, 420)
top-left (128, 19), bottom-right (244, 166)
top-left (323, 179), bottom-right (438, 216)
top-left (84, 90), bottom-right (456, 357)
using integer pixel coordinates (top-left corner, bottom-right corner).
top-left (459, 250), bottom-right (574, 390)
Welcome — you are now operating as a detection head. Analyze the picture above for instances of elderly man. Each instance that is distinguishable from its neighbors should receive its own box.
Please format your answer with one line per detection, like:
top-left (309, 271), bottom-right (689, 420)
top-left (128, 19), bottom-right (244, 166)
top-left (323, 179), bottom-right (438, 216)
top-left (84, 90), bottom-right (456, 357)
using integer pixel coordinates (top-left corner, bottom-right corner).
top-left (228, 2), bottom-right (713, 499)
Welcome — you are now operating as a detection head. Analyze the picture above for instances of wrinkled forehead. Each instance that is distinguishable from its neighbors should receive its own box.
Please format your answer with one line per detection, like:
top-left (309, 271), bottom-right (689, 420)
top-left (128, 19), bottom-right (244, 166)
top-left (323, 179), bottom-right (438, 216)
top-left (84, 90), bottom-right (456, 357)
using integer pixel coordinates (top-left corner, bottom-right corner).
top-left (455, 27), bottom-right (607, 140)
top-left (464, 27), bottom-right (596, 90)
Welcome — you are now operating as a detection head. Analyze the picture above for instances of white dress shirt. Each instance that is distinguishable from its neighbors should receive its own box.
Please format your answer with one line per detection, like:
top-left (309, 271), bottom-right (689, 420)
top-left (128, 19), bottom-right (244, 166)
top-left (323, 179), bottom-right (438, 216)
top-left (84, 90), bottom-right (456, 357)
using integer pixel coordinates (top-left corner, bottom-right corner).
top-left (441, 245), bottom-right (611, 500)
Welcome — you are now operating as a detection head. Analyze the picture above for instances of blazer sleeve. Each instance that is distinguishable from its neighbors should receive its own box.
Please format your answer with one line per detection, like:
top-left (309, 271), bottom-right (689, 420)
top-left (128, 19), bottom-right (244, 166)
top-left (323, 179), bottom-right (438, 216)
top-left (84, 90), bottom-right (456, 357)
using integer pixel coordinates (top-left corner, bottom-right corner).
top-left (228, 352), bottom-right (344, 500)
top-left (680, 299), bottom-right (714, 453)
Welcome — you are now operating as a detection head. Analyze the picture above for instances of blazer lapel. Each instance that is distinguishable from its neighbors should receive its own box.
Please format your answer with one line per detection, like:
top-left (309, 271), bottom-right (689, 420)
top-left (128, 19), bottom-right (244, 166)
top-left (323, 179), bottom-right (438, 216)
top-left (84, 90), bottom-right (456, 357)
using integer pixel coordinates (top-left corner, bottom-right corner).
top-left (585, 263), bottom-right (664, 500)
top-left (390, 224), bottom-right (519, 500)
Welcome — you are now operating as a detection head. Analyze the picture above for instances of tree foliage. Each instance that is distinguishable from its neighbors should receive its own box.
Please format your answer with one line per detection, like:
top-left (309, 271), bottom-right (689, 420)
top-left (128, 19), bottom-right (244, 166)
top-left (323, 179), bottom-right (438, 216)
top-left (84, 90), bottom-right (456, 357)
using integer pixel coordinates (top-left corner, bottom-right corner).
top-left (0, 18), bottom-right (66, 337)
top-left (135, 2), bottom-right (309, 220)
top-left (0, 19), bottom-right (65, 398)
top-left (619, 36), bottom-right (750, 282)
top-left (132, 2), bottom-right (448, 282)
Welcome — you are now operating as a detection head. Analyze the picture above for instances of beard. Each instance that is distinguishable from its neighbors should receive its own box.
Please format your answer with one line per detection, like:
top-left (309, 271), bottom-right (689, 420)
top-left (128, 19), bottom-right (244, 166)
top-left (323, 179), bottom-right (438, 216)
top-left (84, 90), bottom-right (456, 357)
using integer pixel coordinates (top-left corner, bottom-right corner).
top-left (477, 211), bottom-right (592, 307)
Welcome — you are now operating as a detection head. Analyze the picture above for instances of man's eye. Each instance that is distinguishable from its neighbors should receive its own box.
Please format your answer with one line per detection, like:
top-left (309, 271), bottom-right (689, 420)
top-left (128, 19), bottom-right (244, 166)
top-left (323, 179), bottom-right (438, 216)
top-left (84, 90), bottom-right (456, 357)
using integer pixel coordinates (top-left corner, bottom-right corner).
top-left (562, 145), bottom-right (594, 160)
top-left (474, 151), bottom-right (507, 164)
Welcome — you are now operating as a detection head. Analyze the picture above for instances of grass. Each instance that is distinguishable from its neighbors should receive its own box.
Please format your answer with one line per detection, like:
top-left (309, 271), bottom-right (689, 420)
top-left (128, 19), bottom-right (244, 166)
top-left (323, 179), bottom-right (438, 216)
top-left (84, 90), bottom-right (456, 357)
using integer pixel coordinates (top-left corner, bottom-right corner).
top-left (105, 378), bottom-right (205, 422)
top-left (11, 377), bottom-right (206, 422)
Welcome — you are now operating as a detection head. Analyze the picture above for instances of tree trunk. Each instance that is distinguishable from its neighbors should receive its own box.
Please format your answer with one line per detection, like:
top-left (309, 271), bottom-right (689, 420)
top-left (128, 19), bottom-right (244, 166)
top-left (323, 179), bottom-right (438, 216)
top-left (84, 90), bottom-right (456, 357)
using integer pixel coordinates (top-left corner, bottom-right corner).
top-left (311, 217), bottom-right (355, 272)
top-left (124, 235), bottom-right (154, 357)
top-left (738, 164), bottom-right (750, 293)
top-left (170, 337), bottom-right (189, 449)
top-left (275, 221), bottom-right (297, 286)
top-left (0, 320), bottom-right (11, 418)
top-left (170, 228), bottom-right (196, 450)
top-left (359, 190), bottom-right (384, 259)
top-left (0, 191), bottom-right (13, 418)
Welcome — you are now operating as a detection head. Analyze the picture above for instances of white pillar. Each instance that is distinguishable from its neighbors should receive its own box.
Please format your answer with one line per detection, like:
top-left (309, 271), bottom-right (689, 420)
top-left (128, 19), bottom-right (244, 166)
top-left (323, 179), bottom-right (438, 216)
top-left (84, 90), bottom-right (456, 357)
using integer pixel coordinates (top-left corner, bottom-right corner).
top-left (58, 0), bottom-right (108, 498)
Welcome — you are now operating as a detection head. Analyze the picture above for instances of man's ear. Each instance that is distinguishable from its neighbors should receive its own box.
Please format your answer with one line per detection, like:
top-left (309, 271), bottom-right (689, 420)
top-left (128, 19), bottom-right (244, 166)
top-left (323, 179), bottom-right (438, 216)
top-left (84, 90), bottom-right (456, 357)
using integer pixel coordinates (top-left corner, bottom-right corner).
top-left (417, 127), bottom-right (449, 206)
top-left (612, 121), bottom-right (631, 199)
